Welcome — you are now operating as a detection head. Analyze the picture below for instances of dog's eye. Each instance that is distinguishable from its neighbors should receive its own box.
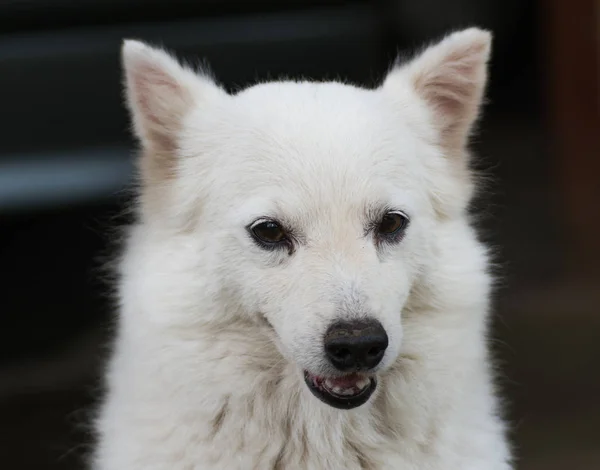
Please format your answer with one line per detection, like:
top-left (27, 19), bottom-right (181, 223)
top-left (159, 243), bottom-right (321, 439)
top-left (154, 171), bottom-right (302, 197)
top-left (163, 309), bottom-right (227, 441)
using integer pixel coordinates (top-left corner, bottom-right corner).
top-left (250, 220), bottom-right (287, 245)
top-left (377, 212), bottom-right (408, 239)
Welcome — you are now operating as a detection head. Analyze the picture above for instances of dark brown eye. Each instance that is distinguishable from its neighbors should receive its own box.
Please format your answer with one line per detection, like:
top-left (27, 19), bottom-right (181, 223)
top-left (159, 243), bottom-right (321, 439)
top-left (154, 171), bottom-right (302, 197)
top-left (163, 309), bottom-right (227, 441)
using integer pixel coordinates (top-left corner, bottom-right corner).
top-left (377, 212), bottom-right (408, 237)
top-left (250, 220), bottom-right (287, 246)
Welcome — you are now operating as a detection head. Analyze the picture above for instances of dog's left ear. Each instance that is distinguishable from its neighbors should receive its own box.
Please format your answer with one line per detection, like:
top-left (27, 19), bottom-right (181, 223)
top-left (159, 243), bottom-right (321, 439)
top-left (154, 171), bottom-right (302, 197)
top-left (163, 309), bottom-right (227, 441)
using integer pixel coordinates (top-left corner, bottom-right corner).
top-left (384, 28), bottom-right (491, 153)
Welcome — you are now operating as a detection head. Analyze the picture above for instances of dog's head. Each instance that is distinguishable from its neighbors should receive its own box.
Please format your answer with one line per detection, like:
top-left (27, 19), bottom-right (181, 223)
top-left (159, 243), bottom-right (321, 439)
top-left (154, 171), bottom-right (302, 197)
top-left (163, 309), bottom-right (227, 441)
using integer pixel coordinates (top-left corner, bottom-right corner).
top-left (121, 29), bottom-right (491, 409)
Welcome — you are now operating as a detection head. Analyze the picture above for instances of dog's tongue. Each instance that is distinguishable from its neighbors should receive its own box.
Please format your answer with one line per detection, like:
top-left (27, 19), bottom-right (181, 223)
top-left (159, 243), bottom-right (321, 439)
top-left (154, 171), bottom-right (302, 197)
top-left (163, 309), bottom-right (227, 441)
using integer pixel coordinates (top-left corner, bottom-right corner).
top-left (327, 373), bottom-right (362, 388)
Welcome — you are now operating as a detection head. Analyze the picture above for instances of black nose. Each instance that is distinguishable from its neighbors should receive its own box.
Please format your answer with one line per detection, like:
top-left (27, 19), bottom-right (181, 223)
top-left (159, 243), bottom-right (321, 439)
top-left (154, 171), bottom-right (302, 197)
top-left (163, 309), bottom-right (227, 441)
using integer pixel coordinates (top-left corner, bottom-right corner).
top-left (324, 319), bottom-right (388, 372)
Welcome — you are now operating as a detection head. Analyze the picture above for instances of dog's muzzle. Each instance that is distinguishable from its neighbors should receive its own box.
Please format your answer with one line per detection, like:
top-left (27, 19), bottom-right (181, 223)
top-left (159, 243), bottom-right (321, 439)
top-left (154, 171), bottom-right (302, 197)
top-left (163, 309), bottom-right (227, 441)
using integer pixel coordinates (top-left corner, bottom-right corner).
top-left (303, 318), bottom-right (387, 409)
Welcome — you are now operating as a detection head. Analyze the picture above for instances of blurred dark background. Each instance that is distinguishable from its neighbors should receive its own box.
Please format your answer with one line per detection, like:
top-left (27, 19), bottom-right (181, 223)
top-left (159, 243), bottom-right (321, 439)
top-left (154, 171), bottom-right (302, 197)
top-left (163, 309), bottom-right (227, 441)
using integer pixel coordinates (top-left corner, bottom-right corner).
top-left (1, 1), bottom-right (599, 468)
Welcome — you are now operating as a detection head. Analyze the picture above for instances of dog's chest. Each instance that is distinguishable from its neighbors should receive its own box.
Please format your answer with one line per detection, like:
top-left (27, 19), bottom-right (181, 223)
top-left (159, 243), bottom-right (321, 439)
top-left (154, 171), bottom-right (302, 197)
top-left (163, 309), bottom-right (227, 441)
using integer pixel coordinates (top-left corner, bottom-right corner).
top-left (203, 400), bottom-right (422, 470)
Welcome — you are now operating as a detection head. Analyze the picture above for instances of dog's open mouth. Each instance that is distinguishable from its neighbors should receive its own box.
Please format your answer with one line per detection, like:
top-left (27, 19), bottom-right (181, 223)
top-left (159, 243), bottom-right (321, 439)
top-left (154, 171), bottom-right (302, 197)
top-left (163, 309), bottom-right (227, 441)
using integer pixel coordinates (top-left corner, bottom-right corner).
top-left (304, 371), bottom-right (376, 409)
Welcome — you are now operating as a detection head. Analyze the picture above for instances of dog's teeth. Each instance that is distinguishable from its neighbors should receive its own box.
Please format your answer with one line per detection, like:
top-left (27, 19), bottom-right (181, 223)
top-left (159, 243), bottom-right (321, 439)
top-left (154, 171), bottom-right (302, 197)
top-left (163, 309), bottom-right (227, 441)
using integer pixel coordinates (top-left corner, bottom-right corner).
top-left (356, 378), bottom-right (370, 390)
top-left (321, 376), bottom-right (371, 396)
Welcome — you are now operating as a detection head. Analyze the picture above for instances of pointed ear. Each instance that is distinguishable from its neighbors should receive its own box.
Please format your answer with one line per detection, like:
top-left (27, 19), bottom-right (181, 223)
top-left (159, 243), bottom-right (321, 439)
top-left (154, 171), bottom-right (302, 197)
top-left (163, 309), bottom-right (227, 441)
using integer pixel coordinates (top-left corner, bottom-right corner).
top-left (384, 28), bottom-right (491, 152)
top-left (121, 40), bottom-right (221, 179)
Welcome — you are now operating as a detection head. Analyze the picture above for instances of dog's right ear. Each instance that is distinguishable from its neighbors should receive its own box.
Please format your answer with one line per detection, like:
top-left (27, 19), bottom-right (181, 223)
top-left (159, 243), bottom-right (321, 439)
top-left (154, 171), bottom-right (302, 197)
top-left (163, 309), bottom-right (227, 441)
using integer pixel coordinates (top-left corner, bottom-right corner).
top-left (121, 40), bottom-right (222, 182)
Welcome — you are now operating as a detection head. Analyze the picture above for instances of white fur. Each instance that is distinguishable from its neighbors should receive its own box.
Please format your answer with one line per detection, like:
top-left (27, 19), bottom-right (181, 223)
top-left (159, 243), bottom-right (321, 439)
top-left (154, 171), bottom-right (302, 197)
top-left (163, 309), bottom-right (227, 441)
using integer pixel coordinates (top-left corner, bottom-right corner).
top-left (94, 28), bottom-right (511, 469)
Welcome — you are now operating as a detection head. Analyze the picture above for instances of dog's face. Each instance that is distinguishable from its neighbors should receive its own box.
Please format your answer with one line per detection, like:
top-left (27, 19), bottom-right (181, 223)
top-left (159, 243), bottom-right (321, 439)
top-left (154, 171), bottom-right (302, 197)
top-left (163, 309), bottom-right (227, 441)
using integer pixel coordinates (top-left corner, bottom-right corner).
top-left (122, 29), bottom-right (490, 409)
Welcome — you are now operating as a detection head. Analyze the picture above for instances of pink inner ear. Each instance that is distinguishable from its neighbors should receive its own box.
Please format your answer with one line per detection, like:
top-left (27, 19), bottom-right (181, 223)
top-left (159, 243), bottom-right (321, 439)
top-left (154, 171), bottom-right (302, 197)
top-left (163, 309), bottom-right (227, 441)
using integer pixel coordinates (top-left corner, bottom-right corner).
top-left (411, 40), bottom-right (489, 149)
top-left (416, 52), bottom-right (482, 120)
top-left (131, 62), bottom-right (182, 127)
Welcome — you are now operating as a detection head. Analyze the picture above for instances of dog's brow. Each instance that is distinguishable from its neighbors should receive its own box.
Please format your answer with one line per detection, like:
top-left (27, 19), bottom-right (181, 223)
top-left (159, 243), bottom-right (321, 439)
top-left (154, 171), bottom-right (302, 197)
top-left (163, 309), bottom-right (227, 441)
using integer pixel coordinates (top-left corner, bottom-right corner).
top-left (364, 202), bottom-right (388, 221)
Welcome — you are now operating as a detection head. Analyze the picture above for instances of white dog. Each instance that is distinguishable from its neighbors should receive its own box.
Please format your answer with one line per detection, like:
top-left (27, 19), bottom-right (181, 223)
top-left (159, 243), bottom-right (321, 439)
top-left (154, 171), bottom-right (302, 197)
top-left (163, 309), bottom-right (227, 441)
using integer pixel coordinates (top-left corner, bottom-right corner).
top-left (93, 28), bottom-right (511, 469)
